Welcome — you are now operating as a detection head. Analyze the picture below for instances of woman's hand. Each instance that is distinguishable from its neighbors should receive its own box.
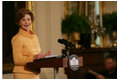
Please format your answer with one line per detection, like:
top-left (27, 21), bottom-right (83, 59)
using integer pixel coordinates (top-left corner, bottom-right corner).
top-left (33, 53), bottom-right (45, 60)
top-left (45, 50), bottom-right (52, 56)
top-left (33, 50), bottom-right (52, 60)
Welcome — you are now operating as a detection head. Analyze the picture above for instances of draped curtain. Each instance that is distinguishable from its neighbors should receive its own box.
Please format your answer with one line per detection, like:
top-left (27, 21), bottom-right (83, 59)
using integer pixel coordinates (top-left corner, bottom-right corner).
top-left (26, 1), bottom-right (34, 31)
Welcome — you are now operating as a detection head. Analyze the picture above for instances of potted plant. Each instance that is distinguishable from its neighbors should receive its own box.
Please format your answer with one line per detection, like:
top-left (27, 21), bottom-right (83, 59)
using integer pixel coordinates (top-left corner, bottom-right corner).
top-left (61, 13), bottom-right (91, 48)
top-left (103, 12), bottom-right (117, 47)
top-left (103, 12), bottom-right (117, 34)
top-left (61, 13), bottom-right (90, 37)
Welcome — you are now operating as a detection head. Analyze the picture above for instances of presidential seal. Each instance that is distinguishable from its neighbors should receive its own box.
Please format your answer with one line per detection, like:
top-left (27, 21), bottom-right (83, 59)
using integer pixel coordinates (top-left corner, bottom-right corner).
top-left (68, 54), bottom-right (79, 71)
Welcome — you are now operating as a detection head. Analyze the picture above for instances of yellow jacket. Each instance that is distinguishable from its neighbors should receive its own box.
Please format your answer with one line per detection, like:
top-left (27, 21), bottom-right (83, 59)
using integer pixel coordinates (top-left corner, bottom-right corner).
top-left (11, 28), bottom-right (41, 74)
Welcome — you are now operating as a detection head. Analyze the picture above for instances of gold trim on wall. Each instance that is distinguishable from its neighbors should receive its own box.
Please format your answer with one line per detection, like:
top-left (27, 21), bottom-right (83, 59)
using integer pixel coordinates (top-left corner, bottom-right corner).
top-left (99, 1), bottom-right (104, 48)
top-left (102, 1), bottom-right (106, 15)
top-left (26, 1), bottom-right (34, 31)
top-left (99, 1), bottom-right (106, 48)
top-left (64, 1), bottom-right (68, 18)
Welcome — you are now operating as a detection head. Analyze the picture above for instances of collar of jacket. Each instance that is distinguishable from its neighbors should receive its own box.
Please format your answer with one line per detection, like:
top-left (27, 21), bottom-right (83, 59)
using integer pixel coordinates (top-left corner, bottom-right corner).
top-left (19, 28), bottom-right (34, 39)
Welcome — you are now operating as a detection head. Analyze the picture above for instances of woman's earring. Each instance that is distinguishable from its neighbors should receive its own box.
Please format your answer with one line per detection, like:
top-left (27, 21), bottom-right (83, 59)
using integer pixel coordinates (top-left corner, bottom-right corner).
top-left (19, 24), bottom-right (21, 26)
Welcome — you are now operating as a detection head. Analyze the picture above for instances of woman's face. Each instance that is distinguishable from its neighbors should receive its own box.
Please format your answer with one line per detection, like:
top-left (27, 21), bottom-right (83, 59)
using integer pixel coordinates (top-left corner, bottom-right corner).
top-left (19, 14), bottom-right (32, 32)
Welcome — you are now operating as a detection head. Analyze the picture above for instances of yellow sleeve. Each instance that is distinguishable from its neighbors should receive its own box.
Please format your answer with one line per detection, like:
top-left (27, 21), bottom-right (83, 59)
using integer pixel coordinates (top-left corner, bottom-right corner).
top-left (35, 35), bottom-right (41, 53)
top-left (12, 36), bottom-right (33, 66)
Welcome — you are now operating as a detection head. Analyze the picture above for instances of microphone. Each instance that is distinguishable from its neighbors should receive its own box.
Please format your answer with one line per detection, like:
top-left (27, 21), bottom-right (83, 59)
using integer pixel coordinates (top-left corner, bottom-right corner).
top-left (58, 39), bottom-right (75, 49)
top-left (58, 39), bottom-right (68, 45)
top-left (58, 39), bottom-right (75, 57)
top-left (58, 39), bottom-right (69, 49)
top-left (58, 39), bottom-right (64, 44)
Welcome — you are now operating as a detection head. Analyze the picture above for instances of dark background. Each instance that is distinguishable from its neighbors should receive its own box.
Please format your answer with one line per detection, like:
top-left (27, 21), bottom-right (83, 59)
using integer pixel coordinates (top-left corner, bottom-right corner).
top-left (3, 1), bottom-right (26, 73)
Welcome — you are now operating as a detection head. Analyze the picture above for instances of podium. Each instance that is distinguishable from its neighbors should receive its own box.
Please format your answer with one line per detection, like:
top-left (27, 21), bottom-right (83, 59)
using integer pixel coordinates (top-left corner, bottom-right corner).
top-left (62, 48), bottom-right (117, 78)
top-left (27, 57), bottom-right (83, 79)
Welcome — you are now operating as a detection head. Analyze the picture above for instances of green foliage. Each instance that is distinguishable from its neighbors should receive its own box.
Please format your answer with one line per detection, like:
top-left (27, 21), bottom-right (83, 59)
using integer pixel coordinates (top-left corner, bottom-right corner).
top-left (61, 13), bottom-right (90, 36)
top-left (103, 12), bottom-right (117, 34)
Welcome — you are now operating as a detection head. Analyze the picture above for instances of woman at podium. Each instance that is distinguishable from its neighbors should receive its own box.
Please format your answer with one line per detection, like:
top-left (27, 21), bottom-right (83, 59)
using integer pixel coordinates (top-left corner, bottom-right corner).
top-left (11, 8), bottom-right (51, 79)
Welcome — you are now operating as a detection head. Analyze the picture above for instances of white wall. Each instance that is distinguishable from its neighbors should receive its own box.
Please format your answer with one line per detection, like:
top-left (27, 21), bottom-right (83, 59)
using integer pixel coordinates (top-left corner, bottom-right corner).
top-left (33, 1), bottom-right (67, 79)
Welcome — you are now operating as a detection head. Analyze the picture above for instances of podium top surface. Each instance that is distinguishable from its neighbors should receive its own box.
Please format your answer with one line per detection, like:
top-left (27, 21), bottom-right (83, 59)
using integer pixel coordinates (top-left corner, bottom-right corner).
top-left (27, 57), bottom-right (83, 69)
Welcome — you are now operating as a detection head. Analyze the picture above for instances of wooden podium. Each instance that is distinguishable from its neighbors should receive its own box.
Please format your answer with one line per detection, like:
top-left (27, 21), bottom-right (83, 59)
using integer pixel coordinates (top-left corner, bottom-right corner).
top-left (62, 48), bottom-right (117, 78)
top-left (27, 57), bottom-right (83, 79)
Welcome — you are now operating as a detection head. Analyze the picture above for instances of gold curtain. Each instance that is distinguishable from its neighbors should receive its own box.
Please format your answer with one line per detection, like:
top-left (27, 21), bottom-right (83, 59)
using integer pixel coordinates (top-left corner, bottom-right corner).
top-left (26, 1), bottom-right (34, 31)
top-left (99, 1), bottom-right (104, 48)
top-left (64, 1), bottom-right (67, 18)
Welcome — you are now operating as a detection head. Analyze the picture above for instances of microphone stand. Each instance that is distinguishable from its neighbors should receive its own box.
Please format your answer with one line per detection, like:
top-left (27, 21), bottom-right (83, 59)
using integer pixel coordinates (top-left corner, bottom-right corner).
top-left (54, 45), bottom-right (70, 79)
top-left (65, 42), bottom-right (75, 58)
top-left (65, 46), bottom-right (70, 58)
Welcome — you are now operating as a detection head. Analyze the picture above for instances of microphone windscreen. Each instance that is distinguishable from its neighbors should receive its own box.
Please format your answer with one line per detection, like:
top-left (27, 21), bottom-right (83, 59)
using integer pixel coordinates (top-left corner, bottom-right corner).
top-left (58, 39), bottom-right (63, 44)
top-left (62, 39), bottom-right (68, 44)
